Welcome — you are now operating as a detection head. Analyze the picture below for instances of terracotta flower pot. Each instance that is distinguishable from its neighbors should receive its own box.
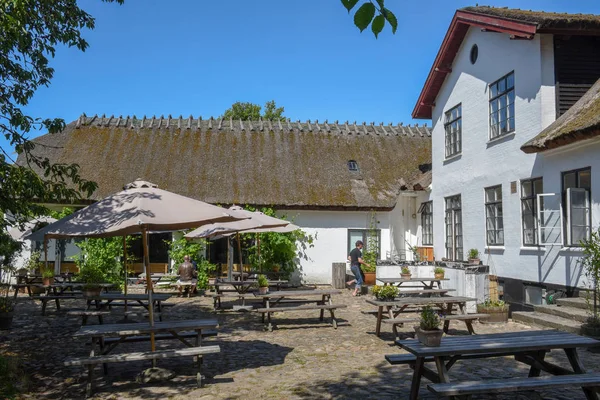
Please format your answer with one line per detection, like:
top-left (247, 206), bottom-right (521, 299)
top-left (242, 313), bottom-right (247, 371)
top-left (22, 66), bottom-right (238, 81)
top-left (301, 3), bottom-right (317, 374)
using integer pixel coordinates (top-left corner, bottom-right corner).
top-left (43, 277), bottom-right (54, 286)
top-left (477, 304), bottom-right (509, 323)
top-left (468, 258), bottom-right (480, 265)
top-left (363, 272), bottom-right (376, 286)
top-left (83, 287), bottom-right (102, 298)
top-left (414, 326), bottom-right (443, 347)
top-left (434, 273), bottom-right (444, 280)
top-left (401, 273), bottom-right (412, 280)
top-left (258, 286), bottom-right (268, 295)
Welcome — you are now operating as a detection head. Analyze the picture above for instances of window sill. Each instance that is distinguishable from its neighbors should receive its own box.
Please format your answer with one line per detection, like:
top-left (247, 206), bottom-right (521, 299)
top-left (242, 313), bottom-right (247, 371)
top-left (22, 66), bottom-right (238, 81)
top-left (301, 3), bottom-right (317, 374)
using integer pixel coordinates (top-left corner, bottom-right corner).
top-left (559, 247), bottom-right (584, 253)
top-left (443, 153), bottom-right (462, 165)
top-left (487, 131), bottom-right (515, 145)
top-left (485, 246), bottom-right (505, 251)
top-left (520, 246), bottom-right (546, 252)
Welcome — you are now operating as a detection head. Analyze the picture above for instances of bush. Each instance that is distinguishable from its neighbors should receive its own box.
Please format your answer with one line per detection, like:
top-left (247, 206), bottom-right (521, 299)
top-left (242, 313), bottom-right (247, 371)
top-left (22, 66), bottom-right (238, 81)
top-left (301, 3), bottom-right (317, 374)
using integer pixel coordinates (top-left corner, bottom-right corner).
top-left (257, 274), bottom-right (269, 288)
top-left (434, 267), bottom-right (444, 274)
top-left (420, 306), bottom-right (441, 330)
top-left (401, 266), bottom-right (411, 274)
top-left (0, 297), bottom-right (14, 313)
top-left (0, 355), bottom-right (29, 399)
top-left (468, 249), bottom-right (480, 259)
top-left (372, 285), bottom-right (398, 301)
top-left (478, 298), bottom-right (508, 311)
top-left (41, 268), bottom-right (55, 279)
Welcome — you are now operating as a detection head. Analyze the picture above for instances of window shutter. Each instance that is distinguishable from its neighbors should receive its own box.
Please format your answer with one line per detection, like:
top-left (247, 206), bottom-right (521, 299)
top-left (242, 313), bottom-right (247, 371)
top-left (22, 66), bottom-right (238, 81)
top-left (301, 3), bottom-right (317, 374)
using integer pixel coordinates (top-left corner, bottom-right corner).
top-left (537, 193), bottom-right (563, 246)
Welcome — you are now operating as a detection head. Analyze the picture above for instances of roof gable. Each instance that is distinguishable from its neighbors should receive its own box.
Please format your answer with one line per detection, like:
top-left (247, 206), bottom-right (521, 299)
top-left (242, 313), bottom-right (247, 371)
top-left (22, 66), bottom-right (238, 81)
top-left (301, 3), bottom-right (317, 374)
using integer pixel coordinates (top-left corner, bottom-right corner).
top-left (24, 115), bottom-right (432, 210)
top-left (413, 6), bottom-right (600, 119)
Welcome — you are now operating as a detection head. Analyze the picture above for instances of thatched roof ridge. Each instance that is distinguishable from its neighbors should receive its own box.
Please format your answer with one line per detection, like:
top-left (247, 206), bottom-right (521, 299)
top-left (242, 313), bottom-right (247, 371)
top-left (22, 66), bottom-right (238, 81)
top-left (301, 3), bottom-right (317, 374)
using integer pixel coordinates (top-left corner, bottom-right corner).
top-left (461, 6), bottom-right (600, 31)
top-left (23, 116), bottom-right (432, 210)
top-left (521, 79), bottom-right (600, 153)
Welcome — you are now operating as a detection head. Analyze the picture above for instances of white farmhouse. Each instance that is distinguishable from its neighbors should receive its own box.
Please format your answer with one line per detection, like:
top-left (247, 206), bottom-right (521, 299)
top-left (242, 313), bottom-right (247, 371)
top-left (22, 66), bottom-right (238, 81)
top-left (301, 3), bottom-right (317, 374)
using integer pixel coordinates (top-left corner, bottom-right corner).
top-left (20, 116), bottom-right (432, 283)
top-left (412, 6), bottom-right (600, 312)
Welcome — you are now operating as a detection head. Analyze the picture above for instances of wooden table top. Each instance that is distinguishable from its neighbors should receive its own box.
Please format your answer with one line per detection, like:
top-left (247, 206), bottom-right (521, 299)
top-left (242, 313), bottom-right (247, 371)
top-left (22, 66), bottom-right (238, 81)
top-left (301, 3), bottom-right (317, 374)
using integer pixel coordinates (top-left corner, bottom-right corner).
top-left (73, 319), bottom-right (218, 337)
top-left (396, 330), bottom-right (600, 357)
top-left (254, 289), bottom-right (341, 298)
top-left (215, 280), bottom-right (288, 285)
top-left (366, 296), bottom-right (476, 307)
top-left (378, 277), bottom-right (450, 284)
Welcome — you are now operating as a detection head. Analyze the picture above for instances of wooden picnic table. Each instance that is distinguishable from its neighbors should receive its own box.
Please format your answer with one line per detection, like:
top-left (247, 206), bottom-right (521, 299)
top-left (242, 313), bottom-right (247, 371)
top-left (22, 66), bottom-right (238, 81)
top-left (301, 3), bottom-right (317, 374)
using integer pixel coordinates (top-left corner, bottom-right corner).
top-left (393, 330), bottom-right (600, 400)
top-left (86, 293), bottom-right (172, 313)
top-left (253, 289), bottom-right (347, 331)
top-left (214, 279), bottom-right (288, 295)
top-left (366, 296), bottom-right (477, 337)
top-left (70, 319), bottom-right (220, 396)
top-left (378, 277), bottom-right (449, 289)
top-left (35, 282), bottom-right (115, 296)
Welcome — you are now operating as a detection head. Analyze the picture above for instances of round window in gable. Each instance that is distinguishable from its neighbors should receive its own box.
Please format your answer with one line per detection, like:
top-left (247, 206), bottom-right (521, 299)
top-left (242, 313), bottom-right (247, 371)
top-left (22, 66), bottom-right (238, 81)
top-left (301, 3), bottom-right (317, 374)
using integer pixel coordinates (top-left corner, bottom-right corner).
top-left (470, 44), bottom-right (478, 65)
top-left (348, 160), bottom-right (359, 172)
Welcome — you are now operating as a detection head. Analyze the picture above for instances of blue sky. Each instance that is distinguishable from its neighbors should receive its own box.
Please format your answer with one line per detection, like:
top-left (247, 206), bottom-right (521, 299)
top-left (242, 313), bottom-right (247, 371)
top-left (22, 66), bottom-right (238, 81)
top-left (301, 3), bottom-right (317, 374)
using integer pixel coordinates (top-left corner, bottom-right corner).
top-left (5, 0), bottom-right (600, 156)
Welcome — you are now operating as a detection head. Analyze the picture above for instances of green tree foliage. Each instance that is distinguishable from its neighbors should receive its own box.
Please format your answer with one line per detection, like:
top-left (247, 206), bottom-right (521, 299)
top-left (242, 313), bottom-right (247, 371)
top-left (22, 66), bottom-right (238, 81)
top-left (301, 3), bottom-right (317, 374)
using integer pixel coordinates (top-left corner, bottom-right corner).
top-left (221, 100), bottom-right (286, 121)
top-left (341, 0), bottom-right (398, 38)
top-left (0, 0), bottom-right (124, 235)
top-left (73, 236), bottom-right (134, 286)
top-left (168, 235), bottom-right (215, 289)
top-left (242, 206), bottom-right (314, 279)
top-left (582, 228), bottom-right (600, 320)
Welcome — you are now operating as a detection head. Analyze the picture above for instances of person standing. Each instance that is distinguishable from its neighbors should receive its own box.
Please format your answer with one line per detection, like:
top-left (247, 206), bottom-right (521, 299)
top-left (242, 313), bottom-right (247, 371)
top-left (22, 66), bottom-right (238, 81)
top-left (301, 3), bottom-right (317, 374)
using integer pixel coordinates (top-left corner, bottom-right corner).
top-left (347, 240), bottom-right (370, 297)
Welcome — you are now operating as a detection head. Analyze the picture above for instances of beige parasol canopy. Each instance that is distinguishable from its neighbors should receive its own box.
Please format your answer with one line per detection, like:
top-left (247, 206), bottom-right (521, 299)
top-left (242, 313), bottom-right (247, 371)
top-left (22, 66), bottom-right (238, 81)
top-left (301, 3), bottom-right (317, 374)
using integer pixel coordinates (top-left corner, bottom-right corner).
top-left (28, 180), bottom-right (242, 240)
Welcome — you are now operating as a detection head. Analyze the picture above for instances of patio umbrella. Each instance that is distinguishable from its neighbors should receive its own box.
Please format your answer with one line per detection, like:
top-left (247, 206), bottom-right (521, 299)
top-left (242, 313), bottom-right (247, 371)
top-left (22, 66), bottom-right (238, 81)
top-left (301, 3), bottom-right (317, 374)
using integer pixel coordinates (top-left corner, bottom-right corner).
top-left (184, 206), bottom-right (291, 279)
top-left (27, 179), bottom-right (244, 353)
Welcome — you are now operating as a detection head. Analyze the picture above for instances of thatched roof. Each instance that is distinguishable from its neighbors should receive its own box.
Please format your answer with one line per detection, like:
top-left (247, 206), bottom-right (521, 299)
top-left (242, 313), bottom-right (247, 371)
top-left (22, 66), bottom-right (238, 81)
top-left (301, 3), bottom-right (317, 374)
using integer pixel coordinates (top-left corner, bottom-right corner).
top-left (22, 115), bottom-right (432, 210)
top-left (461, 6), bottom-right (600, 31)
top-left (522, 79), bottom-right (600, 153)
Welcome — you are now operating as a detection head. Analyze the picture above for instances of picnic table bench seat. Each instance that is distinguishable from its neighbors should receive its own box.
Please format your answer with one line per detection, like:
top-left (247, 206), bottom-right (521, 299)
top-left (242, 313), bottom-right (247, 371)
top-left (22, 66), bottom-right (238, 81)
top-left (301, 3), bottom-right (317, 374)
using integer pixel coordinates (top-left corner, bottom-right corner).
top-left (32, 295), bottom-right (78, 315)
top-left (427, 373), bottom-right (600, 397)
top-left (255, 303), bottom-right (347, 330)
top-left (64, 345), bottom-right (221, 397)
top-left (67, 310), bottom-right (111, 325)
top-left (382, 313), bottom-right (490, 338)
top-left (102, 329), bottom-right (218, 345)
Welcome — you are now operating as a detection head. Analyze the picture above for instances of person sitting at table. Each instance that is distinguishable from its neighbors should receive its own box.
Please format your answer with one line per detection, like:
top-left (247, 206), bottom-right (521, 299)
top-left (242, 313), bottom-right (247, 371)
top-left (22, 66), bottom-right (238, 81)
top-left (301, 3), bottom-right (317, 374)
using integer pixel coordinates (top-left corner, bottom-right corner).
top-left (177, 255), bottom-right (197, 296)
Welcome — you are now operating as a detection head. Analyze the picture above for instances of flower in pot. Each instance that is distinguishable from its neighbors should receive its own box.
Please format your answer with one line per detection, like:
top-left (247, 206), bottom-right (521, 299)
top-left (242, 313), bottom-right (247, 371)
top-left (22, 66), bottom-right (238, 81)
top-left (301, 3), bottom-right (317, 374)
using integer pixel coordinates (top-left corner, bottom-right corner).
top-left (434, 267), bottom-right (445, 280)
top-left (401, 266), bottom-right (411, 280)
top-left (78, 266), bottom-right (105, 298)
top-left (476, 298), bottom-right (509, 323)
top-left (468, 249), bottom-right (480, 265)
top-left (42, 269), bottom-right (55, 286)
top-left (372, 285), bottom-right (398, 301)
top-left (414, 306), bottom-right (443, 346)
top-left (257, 274), bottom-right (269, 295)
top-left (0, 297), bottom-right (15, 330)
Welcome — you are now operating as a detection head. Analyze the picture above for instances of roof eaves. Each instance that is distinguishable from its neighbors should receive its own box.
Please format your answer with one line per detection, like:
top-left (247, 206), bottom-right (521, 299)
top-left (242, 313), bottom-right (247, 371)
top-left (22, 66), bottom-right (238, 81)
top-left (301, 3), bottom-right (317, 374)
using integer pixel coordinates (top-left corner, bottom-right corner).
top-left (412, 10), bottom-right (537, 120)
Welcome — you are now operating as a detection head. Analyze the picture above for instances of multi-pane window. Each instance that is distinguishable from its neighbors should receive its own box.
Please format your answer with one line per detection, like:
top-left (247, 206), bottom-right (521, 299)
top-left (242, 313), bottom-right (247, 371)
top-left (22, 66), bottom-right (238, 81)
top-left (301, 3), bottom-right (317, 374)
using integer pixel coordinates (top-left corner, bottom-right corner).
top-left (521, 178), bottom-right (543, 246)
top-left (419, 201), bottom-right (433, 246)
top-left (485, 186), bottom-right (504, 245)
top-left (562, 168), bottom-right (591, 246)
top-left (445, 195), bottom-right (462, 261)
top-left (347, 229), bottom-right (381, 257)
top-left (444, 104), bottom-right (462, 158)
top-left (489, 72), bottom-right (515, 139)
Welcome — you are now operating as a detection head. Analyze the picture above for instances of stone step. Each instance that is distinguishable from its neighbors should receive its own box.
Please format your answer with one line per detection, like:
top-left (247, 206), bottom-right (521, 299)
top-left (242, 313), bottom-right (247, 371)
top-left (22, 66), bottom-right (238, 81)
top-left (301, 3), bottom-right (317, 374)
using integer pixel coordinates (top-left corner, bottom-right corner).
top-left (555, 297), bottom-right (590, 310)
top-left (578, 289), bottom-right (598, 299)
top-left (533, 304), bottom-right (589, 323)
top-left (512, 311), bottom-right (582, 334)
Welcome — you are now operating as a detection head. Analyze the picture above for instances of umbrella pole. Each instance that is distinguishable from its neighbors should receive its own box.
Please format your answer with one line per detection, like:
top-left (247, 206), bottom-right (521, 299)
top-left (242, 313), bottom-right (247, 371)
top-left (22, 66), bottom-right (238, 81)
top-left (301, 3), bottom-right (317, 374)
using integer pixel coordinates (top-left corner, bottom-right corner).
top-left (256, 233), bottom-right (261, 273)
top-left (227, 236), bottom-right (233, 281)
top-left (123, 236), bottom-right (128, 314)
top-left (236, 233), bottom-right (243, 278)
top-left (143, 228), bottom-right (156, 362)
top-left (43, 237), bottom-right (49, 274)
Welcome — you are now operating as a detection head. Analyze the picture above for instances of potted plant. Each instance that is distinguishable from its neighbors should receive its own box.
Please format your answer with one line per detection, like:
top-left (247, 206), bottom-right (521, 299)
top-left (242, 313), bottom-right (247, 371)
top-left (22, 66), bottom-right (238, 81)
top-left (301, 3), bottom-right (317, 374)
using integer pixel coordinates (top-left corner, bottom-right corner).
top-left (401, 266), bottom-right (412, 280)
top-left (434, 267), bottom-right (445, 280)
top-left (257, 274), bottom-right (269, 295)
top-left (42, 269), bottom-right (55, 286)
top-left (581, 228), bottom-right (600, 337)
top-left (476, 298), bottom-right (509, 323)
top-left (372, 285), bottom-right (398, 301)
top-left (414, 306), bottom-right (443, 346)
top-left (0, 297), bottom-right (15, 330)
top-left (24, 251), bottom-right (45, 295)
top-left (78, 266), bottom-right (105, 298)
top-left (468, 249), bottom-right (480, 265)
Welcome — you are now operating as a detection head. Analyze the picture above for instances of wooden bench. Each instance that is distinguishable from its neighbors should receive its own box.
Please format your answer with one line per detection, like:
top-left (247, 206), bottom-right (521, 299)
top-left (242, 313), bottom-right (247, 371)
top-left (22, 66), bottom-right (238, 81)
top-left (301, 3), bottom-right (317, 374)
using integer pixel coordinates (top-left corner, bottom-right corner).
top-left (255, 304), bottom-right (347, 330)
top-left (102, 329), bottom-right (218, 345)
top-left (427, 373), bottom-right (600, 398)
top-left (64, 345), bottom-right (221, 397)
top-left (386, 350), bottom-right (522, 366)
top-left (382, 313), bottom-right (490, 339)
top-left (32, 295), bottom-right (78, 315)
top-left (67, 310), bottom-right (111, 325)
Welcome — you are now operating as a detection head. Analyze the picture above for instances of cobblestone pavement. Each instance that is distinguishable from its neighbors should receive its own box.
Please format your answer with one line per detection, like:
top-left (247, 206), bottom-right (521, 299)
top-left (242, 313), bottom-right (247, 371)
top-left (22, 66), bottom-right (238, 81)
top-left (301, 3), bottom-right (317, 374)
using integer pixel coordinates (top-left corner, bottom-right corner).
top-left (1, 286), bottom-right (599, 399)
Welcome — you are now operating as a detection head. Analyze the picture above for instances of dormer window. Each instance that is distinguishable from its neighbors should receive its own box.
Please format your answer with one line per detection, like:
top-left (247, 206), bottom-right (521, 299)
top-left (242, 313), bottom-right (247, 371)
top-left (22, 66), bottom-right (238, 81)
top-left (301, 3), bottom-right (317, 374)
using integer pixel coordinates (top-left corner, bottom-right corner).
top-left (348, 160), bottom-right (359, 172)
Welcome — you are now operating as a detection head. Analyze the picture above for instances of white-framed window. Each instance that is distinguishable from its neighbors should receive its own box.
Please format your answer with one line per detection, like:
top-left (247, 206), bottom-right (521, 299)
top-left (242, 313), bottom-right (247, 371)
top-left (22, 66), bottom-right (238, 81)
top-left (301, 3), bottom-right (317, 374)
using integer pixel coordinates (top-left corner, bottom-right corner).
top-left (562, 167), bottom-right (591, 246)
top-left (419, 201), bottom-right (433, 246)
top-left (489, 71), bottom-right (515, 139)
top-left (347, 229), bottom-right (380, 257)
top-left (521, 178), bottom-right (543, 246)
top-left (485, 185), bottom-right (504, 245)
top-left (444, 104), bottom-right (462, 158)
top-left (445, 195), bottom-right (462, 260)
